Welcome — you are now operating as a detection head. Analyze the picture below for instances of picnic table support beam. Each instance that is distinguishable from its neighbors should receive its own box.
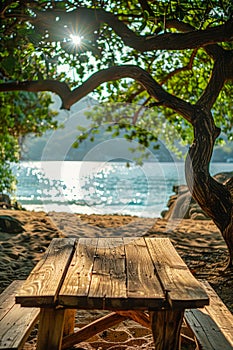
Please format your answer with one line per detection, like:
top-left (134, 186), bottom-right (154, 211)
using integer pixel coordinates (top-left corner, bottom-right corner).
top-left (150, 309), bottom-right (184, 350)
top-left (62, 312), bottom-right (128, 349)
top-left (116, 310), bottom-right (151, 329)
top-left (63, 309), bottom-right (76, 336)
top-left (37, 308), bottom-right (66, 350)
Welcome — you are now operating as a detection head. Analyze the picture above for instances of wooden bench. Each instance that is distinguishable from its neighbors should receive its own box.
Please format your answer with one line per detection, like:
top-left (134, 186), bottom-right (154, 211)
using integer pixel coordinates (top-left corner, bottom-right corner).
top-left (0, 280), bottom-right (40, 350)
top-left (184, 280), bottom-right (233, 350)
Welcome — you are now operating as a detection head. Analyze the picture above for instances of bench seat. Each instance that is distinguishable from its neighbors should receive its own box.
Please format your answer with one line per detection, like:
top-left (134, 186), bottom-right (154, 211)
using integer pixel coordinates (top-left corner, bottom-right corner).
top-left (184, 280), bottom-right (233, 350)
top-left (0, 280), bottom-right (40, 350)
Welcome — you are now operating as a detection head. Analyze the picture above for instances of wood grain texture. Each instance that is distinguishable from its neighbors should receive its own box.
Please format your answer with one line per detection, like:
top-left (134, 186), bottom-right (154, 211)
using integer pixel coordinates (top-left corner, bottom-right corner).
top-left (63, 310), bottom-right (76, 337)
top-left (124, 237), bottom-right (164, 304)
top-left (62, 312), bottom-right (127, 349)
top-left (88, 237), bottom-right (127, 309)
top-left (59, 238), bottom-right (98, 307)
top-left (185, 280), bottom-right (233, 350)
top-left (16, 238), bottom-right (76, 307)
top-left (0, 281), bottom-right (39, 350)
top-left (116, 310), bottom-right (150, 329)
top-left (150, 309), bottom-right (184, 350)
top-left (37, 308), bottom-right (66, 350)
top-left (0, 280), bottom-right (23, 321)
top-left (145, 237), bottom-right (209, 308)
top-left (26, 237), bottom-right (209, 310)
top-left (12, 238), bottom-right (213, 350)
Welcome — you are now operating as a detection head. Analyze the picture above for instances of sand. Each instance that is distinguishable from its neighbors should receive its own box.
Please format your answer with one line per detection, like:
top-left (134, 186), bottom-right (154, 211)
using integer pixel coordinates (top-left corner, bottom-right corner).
top-left (0, 209), bottom-right (232, 349)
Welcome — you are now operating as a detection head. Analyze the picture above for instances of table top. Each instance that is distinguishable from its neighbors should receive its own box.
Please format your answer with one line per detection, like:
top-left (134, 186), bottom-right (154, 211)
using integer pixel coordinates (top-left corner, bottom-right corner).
top-left (16, 237), bottom-right (209, 311)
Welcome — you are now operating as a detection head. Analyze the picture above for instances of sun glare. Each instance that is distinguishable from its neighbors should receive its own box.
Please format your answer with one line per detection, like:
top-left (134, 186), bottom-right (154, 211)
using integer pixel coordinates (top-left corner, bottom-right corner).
top-left (70, 34), bottom-right (82, 46)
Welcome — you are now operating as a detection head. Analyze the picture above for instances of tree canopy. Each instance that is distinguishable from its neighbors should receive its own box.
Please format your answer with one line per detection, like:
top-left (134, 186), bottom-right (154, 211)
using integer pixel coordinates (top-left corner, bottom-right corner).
top-left (1, 1), bottom-right (232, 146)
top-left (1, 0), bottom-right (233, 264)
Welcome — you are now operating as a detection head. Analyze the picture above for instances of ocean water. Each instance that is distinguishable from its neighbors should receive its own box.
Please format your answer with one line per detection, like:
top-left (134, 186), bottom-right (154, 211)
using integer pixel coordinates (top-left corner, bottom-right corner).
top-left (13, 161), bottom-right (233, 218)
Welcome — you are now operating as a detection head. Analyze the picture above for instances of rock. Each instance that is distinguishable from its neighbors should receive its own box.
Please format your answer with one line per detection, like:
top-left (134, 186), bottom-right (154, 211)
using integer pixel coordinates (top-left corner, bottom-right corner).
top-left (161, 188), bottom-right (208, 220)
top-left (214, 172), bottom-right (233, 184)
top-left (190, 212), bottom-right (209, 220)
top-left (0, 194), bottom-right (24, 210)
top-left (162, 172), bottom-right (233, 220)
top-left (0, 215), bottom-right (25, 233)
top-left (0, 194), bottom-right (11, 209)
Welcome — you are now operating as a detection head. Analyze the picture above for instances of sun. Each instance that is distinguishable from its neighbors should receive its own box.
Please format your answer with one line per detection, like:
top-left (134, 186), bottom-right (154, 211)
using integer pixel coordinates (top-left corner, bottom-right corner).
top-left (70, 34), bottom-right (82, 46)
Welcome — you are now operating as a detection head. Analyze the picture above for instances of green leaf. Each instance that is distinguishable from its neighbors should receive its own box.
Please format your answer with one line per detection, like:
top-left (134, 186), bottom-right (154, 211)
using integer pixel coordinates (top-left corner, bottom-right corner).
top-left (1, 56), bottom-right (16, 75)
top-left (139, 20), bottom-right (147, 31)
top-left (143, 10), bottom-right (150, 20)
top-left (56, 1), bottom-right (66, 9)
top-left (28, 33), bottom-right (42, 45)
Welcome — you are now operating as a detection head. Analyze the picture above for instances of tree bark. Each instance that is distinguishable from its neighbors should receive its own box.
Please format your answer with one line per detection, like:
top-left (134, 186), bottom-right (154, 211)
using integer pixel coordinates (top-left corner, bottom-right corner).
top-left (185, 107), bottom-right (233, 267)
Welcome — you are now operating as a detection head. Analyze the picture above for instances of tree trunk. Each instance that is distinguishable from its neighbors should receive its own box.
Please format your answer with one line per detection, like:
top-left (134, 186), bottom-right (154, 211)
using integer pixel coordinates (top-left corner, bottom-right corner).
top-left (185, 107), bottom-right (233, 267)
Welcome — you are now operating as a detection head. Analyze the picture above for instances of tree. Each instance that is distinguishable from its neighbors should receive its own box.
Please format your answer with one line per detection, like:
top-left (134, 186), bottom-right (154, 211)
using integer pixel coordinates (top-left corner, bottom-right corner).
top-left (0, 0), bottom-right (233, 266)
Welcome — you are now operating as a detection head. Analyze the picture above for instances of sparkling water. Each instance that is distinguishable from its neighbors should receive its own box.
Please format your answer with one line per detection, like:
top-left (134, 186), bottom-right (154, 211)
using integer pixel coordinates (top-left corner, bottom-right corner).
top-left (13, 161), bottom-right (232, 218)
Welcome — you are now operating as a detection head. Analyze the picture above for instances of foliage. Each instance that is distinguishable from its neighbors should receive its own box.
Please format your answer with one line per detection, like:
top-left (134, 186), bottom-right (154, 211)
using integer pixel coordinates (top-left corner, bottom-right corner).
top-left (1, 0), bottom-right (233, 265)
top-left (0, 90), bottom-right (57, 193)
top-left (0, 0), bottom-right (232, 182)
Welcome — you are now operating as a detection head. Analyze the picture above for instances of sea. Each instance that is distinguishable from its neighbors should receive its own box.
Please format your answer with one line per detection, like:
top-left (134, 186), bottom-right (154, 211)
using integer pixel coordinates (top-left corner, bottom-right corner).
top-left (13, 161), bottom-right (233, 218)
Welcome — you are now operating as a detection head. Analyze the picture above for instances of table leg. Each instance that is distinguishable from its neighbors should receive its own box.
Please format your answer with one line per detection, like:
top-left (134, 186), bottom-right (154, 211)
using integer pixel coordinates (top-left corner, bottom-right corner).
top-left (150, 309), bottom-right (184, 350)
top-left (63, 309), bottom-right (76, 336)
top-left (36, 308), bottom-right (66, 350)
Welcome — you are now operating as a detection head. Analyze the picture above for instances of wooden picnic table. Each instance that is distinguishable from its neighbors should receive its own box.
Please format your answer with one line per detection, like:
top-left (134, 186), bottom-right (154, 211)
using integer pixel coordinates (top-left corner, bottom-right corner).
top-left (16, 237), bottom-right (209, 350)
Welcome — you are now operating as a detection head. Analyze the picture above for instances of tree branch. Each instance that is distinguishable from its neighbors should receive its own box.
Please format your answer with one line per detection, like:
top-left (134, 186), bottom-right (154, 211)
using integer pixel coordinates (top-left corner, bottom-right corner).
top-left (197, 64), bottom-right (224, 110)
top-left (125, 86), bottom-right (145, 103)
top-left (133, 97), bottom-right (151, 124)
top-left (197, 51), bottom-right (233, 109)
top-left (138, 0), bottom-right (155, 17)
top-left (0, 0), bottom-right (16, 17)
top-left (166, 18), bottom-right (227, 59)
top-left (0, 65), bottom-right (194, 120)
top-left (22, 8), bottom-right (233, 51)
top-left (0, 80), bottom-right (71, 105)
top-left (160, 49), bottom-right (197, 85)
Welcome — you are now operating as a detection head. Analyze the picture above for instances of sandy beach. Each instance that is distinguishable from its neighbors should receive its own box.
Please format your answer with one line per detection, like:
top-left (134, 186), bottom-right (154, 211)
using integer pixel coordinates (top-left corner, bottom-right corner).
top-left (0, 209), bottom-right (232, 349)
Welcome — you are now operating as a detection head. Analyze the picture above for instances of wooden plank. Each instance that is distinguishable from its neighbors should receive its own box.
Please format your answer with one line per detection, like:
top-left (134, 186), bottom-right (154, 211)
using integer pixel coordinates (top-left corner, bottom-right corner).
top-left (0, 281), bottom-right (39, 350)
top-left (150, 309), bottom-right (184, 350)
top-left (88, 238), bottom-right (127, 309)
top-left (185, 281), bottom-right (233, 350)
top-left (59, 238), bottom-right (98, 307)
top-left (0, 280), bottom-right (24, 321)
top-left (0, 305), bottom-right (39, 350)
top-left (37, 308), bottom-right (66, 350)
top-left (63, 310), bottom-right (76, 337)
top-left (16, 238), bottom-right (76, 307)
top-left (62, 312), bottom-right (128, 349)
top-left (116, 310), bottom-right (150, 329)
top-left (123, 237), bottom-right (164, 308)
top-left (145, 238), bottom-right (209, 308)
